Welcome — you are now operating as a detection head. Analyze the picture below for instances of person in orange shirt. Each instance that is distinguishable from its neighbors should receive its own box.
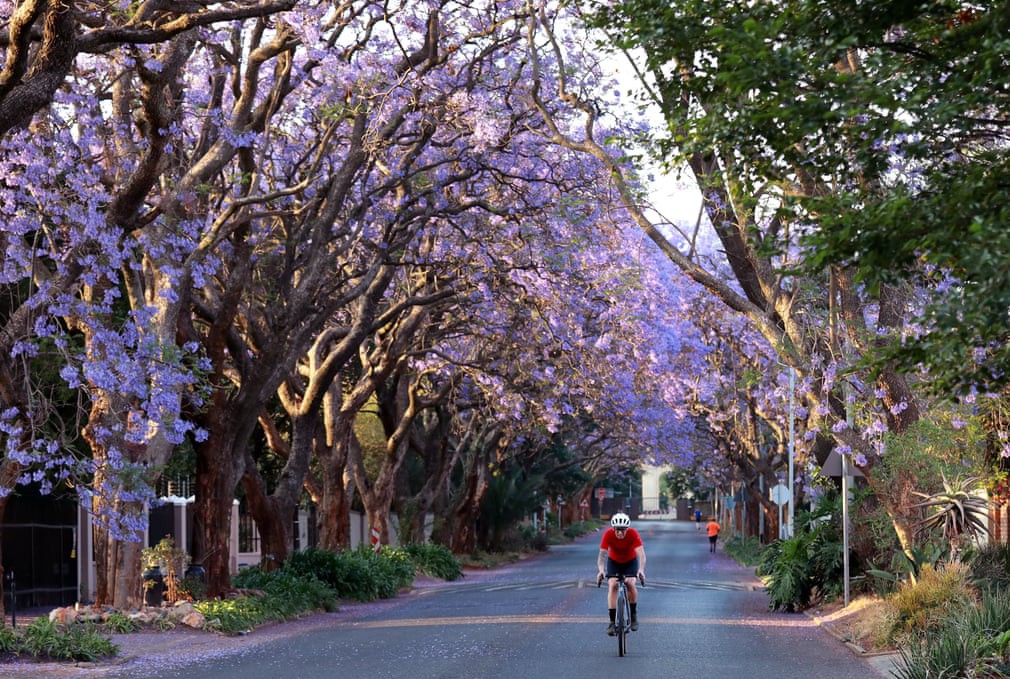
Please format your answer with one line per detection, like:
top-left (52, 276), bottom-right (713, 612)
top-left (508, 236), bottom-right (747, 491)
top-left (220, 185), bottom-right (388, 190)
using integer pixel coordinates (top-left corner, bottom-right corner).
top-left (706, 518), bottom-right (721, 553)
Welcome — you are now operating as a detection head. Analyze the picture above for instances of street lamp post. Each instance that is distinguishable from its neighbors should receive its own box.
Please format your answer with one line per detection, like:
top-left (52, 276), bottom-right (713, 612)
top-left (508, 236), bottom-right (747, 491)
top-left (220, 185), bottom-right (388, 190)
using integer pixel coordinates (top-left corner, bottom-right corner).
top-left (788, 366), bottom-right (795, 538)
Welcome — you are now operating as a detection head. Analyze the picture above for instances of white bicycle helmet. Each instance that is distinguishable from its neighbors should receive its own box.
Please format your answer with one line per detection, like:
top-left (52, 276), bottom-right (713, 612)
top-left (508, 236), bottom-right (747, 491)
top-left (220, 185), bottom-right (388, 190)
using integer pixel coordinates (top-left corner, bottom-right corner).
top-left (611, 512), bottom-right (631, 528)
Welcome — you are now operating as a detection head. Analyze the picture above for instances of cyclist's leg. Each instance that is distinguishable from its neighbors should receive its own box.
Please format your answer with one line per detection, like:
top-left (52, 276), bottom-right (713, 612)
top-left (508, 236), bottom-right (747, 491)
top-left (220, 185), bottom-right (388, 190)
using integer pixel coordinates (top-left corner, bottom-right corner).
top-left (606, 558), bottom-right (619, 608)
top-left (623, 558), bottom-right (640, 631)
top-left (605, 558), bottom-right (618, 635)
top-left (624, 557), bottom-right (639, 603)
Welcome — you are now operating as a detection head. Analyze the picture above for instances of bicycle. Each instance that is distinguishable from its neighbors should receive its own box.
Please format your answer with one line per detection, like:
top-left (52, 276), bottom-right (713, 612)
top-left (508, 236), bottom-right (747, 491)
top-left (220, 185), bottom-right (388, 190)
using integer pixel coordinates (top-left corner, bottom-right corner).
top-left (597, 572), bottom-right (645, 657)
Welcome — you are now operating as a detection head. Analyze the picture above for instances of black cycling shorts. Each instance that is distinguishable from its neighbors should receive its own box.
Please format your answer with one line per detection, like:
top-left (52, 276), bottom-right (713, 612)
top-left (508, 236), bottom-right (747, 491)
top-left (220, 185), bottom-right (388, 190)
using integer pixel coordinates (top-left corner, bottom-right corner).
top-left (606, 556), bottom-right (639, 578)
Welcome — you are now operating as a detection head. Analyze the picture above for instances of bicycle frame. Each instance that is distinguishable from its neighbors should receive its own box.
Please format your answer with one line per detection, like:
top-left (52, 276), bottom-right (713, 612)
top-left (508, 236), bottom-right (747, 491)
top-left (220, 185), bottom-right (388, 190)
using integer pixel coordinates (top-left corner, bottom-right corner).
top-left (598, 572), bottom-right (643, 657)
top-left (615, 575), bottom-right (630, 656)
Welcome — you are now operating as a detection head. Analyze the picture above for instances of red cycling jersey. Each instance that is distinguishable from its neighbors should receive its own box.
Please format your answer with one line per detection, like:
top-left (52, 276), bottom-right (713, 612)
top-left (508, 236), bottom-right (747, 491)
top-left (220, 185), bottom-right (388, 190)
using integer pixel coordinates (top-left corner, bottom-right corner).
top-left (600, 526), bottom-right (642, 563)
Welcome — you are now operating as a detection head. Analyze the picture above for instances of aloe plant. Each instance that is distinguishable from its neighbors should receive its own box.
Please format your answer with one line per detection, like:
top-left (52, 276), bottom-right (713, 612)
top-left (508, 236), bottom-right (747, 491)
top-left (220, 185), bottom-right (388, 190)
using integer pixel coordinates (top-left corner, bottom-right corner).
top-left (912, 474), bottom-right (991, 553)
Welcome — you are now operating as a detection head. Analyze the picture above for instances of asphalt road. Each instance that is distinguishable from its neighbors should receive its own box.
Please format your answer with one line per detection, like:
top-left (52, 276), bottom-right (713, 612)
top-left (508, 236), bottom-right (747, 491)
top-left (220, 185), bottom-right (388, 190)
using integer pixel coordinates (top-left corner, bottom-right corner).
top-left (116, 520), bottom-right (893, 679)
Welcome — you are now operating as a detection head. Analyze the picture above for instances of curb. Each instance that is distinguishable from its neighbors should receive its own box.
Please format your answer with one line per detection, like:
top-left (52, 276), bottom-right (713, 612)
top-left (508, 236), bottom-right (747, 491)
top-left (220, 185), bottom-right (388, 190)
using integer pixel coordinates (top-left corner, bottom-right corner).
top-left (804, 610), bottom-right (903, 678)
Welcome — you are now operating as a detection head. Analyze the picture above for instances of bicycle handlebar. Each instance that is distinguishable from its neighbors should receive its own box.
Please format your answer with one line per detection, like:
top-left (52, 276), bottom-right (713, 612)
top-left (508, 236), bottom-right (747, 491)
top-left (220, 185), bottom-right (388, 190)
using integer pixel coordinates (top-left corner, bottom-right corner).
top-left (597, 573), bottom-right (645, 587)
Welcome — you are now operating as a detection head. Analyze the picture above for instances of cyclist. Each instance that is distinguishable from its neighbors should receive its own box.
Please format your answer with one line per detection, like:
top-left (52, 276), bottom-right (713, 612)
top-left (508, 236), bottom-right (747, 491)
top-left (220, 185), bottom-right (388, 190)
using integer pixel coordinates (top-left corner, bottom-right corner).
top-left (597, 512), bottom-right (646, 636)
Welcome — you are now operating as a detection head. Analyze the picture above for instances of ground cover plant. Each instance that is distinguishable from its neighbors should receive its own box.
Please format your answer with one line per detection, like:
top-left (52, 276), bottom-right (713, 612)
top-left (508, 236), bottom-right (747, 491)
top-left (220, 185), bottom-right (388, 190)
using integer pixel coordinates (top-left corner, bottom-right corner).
top-left (0, 618), bottom-right (117, 663)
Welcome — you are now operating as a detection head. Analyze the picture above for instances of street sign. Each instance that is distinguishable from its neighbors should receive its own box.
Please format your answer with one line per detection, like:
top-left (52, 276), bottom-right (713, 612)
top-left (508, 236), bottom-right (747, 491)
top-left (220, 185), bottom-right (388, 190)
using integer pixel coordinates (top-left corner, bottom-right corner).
top-left (771, 483), bottom-right (791, 506)
top-left (580, 499), bottom-right (589, 508)
top-left (596, 488), bottom-right (606, 502)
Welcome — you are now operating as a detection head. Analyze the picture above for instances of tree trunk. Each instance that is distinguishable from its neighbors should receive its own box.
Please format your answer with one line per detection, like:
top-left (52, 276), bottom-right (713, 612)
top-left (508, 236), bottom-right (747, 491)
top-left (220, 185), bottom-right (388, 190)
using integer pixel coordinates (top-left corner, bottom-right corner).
top-left (315, 462), bottom-right (352, 551)
top-left (354, 434), bottom-right (399, 546)
top-left (193, 428), bottom-right (245, 597)
top-left (243, 490), bottom-right (294, 571)
top-left (112, 538), bottom-right (143, 609)
top-left (316, 389), bottom-right (354, 551)
top-left (0, 494), bottom-right (9, 622)
top-left (241, 408), bottom-right (318, 569)
top-left (450, 450), bottom-right (491, 554)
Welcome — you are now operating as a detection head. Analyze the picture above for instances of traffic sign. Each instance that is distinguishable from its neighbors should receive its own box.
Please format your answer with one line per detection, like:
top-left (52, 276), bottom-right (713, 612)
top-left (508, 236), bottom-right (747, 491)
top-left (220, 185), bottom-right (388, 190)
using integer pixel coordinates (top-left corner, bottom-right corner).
top-left (596, 488), bottom-right (606, 502)
top-left (771, 483), bottom-right (791, 506)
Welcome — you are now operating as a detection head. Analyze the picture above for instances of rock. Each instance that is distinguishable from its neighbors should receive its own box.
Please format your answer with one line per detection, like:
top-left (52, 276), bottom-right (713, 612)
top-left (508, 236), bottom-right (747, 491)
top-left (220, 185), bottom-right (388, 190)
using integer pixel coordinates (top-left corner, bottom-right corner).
top-left (129, 610), bottom-right (157, 625)
top-left (49, 607), bottom-right (78, 625)
top-left (179, 610), bottom-right (205, 629)
top-left (169, 602), bottom-right (196, 620)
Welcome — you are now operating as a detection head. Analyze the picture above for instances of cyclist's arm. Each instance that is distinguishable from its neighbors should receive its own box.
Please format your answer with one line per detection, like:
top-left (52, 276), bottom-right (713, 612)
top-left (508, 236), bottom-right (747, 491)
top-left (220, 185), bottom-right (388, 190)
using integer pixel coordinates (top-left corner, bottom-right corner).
top-left (635, 545), bottom-right (646, 577)
top-left (597, 548), bottom-right (608, 576)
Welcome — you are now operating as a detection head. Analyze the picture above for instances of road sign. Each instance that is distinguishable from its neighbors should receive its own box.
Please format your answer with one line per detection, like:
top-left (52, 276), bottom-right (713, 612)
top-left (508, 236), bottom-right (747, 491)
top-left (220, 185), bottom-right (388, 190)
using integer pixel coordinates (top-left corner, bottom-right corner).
top-left (771, 483), bottom-right (791, 506)
top-left (596, 488), bottom-right (606, 502)
top-left (580, 499), bottom-right (589, 508)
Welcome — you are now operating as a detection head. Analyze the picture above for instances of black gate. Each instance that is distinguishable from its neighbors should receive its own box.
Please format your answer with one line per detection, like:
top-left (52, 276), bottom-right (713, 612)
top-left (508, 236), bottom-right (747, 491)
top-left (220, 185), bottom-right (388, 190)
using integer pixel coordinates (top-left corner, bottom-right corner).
top-left (3, 488), bottom-right (77, 609)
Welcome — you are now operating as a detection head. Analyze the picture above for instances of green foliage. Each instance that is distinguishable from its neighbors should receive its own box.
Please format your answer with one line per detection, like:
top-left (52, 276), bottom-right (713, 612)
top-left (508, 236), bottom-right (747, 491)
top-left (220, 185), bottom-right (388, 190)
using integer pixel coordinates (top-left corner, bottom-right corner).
top-left (894, 632), bottom-right (975, 679)
top-left (756, 493), bottom-right (845, 611)
top-left (563, 520), bottom-right (601, 539)
top-left (518, 524), bottom-right (549, 552)
top-left (103, 612), bottom-right (138, 634)
top-left (202, 551), bottom-right (366, 634)
top-left (403, 542), bottom-right (463, 581)
top-left (480, 465), bottom-right (546, 551)
top-left (232, 568), bottom-right (338, 617)
top-left (757, 535), bottom-right (815, 612)
top-left (0, 626), bottom-right (20, 653)
top-left (911, 475), bottom-right (991, 550)
top-left (196, 597), bottom-right (268, 635)
top-left (964, 541), bottom-right (1010, 591)
top-left (852, 412), bottom-right (985, 568)
top-left (277, 546), bottom-right (414, 601)
top-left (723, 535), bottom-right (764, 566)
top-left (591, 0), bottom-right (1010, 393)
top-left (870, 561), bottom-right (977, 647)
top-left (892, 587), bottom-right (1010, 679)
top-left (142, 534), bottom-right (190, 573)
top-left (12, 618), bottom-right (117, 662)
top-left (180, 572), bottom-right (207, 601)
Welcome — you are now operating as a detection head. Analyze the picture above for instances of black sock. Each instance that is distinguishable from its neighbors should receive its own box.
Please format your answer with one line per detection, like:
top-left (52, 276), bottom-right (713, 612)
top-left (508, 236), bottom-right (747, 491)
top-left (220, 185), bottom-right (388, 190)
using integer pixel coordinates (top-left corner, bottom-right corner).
top-left (609, 608), bottom-right (616, 622)
top-left (630, 603), bottom-right (637, 617)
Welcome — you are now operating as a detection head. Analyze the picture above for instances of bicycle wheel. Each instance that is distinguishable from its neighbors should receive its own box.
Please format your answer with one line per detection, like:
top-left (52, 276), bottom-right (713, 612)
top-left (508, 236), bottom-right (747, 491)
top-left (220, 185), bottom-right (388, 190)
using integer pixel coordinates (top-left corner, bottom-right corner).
top-left (616, 584), bottom-right (627, 657)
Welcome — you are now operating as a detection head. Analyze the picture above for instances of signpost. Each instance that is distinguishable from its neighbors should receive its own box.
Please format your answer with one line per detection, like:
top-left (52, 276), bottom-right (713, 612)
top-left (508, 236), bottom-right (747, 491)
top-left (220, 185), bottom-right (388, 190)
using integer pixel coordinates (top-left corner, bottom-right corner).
top-left (771, 483), bottom-right (791, 540)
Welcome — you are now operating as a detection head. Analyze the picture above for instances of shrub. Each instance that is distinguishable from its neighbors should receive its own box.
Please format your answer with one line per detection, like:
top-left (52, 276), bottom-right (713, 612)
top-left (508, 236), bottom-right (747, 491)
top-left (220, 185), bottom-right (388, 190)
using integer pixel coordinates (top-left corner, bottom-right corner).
top-left (756, 493), bottom-right (845, 611)
top-left (196, 597), bottom-right (267, 635)
top-left (563, 520), bottom-right (602, 539)
top-left (890, 586), bottom-right (1010, 678)
top-left (893, 630), bottom-right (975, 679)
top-left (281, 546), bottom-right (414, 601)
top-left (518, 525), bottom-right (549, 552)
top-left (16, 618), bottom-right (117, 662)
top-left (964, 540), bottom-right (1010, 591)
top-left (0, 626), bottom-right (18, 653)
top-left (757, 535), bottom-right (813, 611)
top-left (231, 568), bottom-right (338, 617)
top-left (103, 612), bottom-right (139, 634)
top-left (403, 542), bottom-right (463, 581)
top-left (869, 561), bottom-right (977, 646)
